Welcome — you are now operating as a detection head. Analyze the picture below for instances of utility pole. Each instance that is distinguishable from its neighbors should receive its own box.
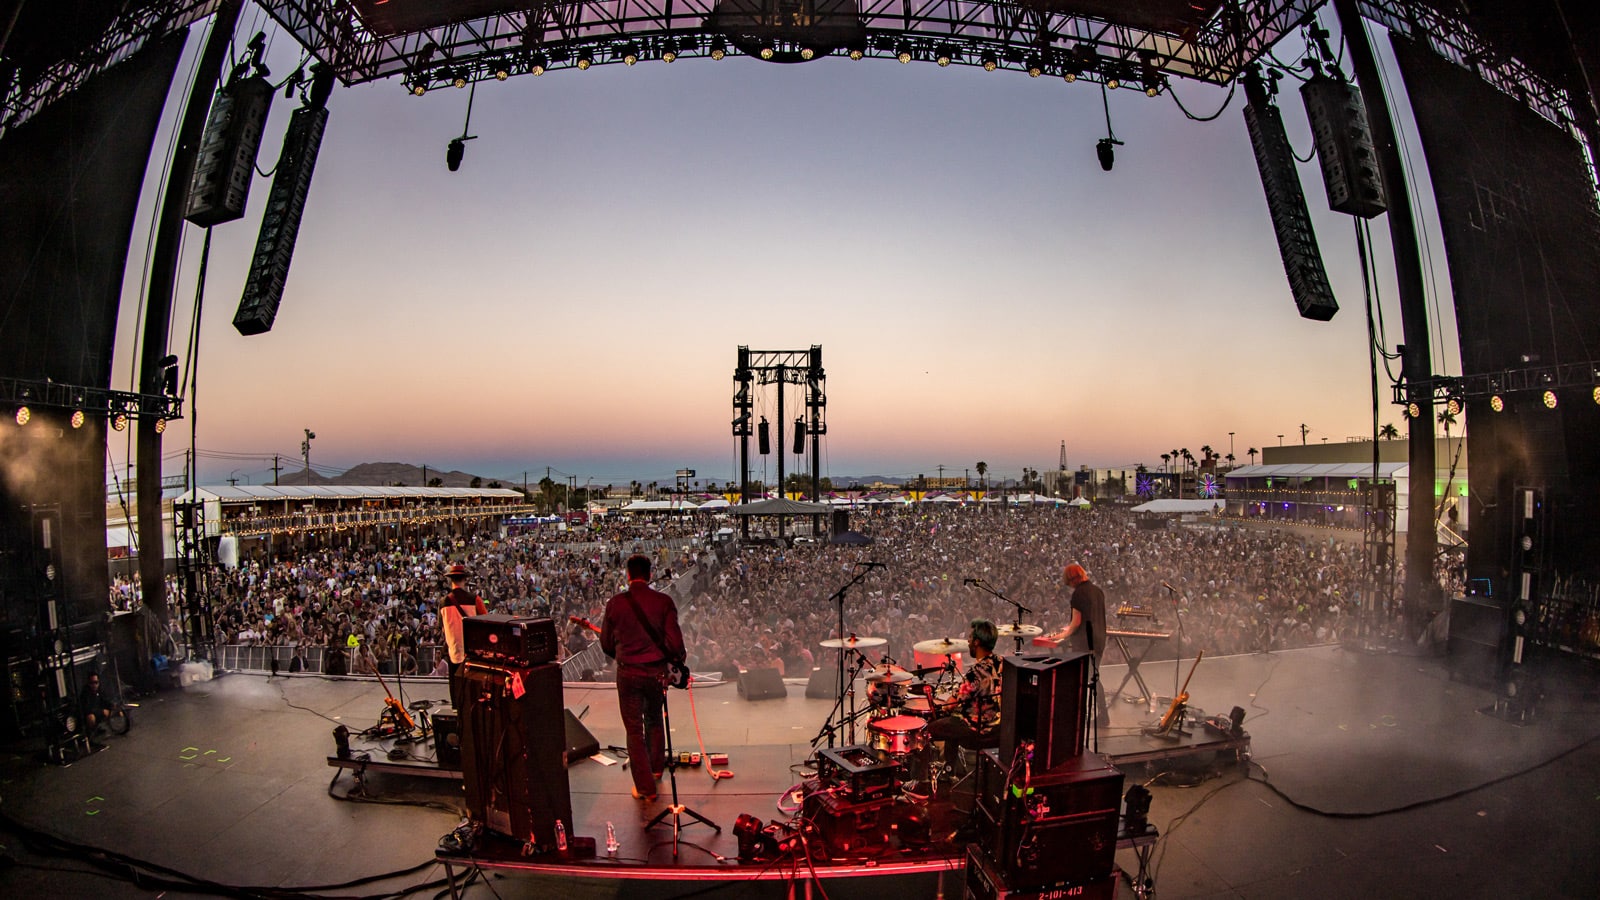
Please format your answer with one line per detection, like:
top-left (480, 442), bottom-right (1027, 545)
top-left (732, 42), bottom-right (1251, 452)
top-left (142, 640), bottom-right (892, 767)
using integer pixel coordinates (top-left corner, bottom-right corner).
top-left (1278, 434), bottom-right (1285, 446)
top-left (301, 428), bottom-right (316, 484)
top-left (1300, 424), bottom-right (1308, 445)
top-left (273, 454), bottom-right (280, 486)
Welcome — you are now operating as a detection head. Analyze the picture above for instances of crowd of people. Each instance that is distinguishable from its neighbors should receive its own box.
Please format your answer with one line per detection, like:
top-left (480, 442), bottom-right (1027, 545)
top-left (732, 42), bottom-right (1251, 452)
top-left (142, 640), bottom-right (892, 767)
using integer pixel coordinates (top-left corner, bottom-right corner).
top-left (107, 506), bottom-right (1409, 678)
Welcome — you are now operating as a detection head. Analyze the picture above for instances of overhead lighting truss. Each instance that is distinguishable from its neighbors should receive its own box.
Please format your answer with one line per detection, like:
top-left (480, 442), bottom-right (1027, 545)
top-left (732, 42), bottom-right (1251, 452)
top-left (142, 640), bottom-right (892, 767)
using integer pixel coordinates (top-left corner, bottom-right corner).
top-left (1395, 361), bottom-right (1600, 407)
top-left (0, 376), bottom-right (183, 426)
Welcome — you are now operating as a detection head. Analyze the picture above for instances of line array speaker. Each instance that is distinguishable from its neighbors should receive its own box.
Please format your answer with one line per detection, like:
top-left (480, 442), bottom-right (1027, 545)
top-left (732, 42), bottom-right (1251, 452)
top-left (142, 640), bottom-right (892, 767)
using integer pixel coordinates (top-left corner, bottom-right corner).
top-left (1245, 87), bottom-right (1339, 321)
top-left (185, 74), bottom-right (273, 227)
top-left (1301, 73), bottom-right (1387, 218)
top-left (234, 104), bottom-right (327, 335)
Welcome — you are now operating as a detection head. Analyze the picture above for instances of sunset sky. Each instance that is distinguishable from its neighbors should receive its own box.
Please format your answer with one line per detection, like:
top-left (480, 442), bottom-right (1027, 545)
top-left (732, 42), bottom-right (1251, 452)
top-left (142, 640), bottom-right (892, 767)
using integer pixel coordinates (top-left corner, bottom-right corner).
top-left (109, 10), bottom-right (1460, 490)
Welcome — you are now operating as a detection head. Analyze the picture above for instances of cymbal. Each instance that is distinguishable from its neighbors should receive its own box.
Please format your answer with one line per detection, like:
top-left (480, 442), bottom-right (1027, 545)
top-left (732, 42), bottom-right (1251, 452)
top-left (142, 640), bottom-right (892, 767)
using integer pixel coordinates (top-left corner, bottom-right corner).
top-left (820, 635), bottom-right (887, 649)
top-left (997, 624), bottom-right (1044, 637)
top-left (913, 637), bottom-right (970, 656)
top-left (864, 666), bottom-right (914, 685)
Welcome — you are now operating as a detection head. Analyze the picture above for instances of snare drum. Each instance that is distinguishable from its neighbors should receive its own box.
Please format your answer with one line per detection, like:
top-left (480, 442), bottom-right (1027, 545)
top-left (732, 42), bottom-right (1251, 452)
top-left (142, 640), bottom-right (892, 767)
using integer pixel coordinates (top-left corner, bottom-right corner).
top-left (901, 696), bottom-right (936, 718)
top-left (867, 715), bottom-right (928, 755)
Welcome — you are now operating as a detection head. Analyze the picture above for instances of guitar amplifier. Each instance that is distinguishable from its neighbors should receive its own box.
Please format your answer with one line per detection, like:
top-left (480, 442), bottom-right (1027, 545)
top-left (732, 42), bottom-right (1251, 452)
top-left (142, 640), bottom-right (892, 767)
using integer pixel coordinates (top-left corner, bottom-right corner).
top-left (815, 744), bottom-right (900, 802)
top-left (977, 752), bottom-right (1124, 889)
top-left (464, 614), bottom-right (557, 667)
top-left (802, 788), bottom-right (896, 855)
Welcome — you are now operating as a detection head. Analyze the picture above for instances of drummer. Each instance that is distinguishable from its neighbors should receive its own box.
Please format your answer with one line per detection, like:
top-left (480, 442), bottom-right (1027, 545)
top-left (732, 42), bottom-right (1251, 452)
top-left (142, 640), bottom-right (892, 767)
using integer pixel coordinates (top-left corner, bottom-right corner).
top-left (924, 618), bottom-right (1002, 776)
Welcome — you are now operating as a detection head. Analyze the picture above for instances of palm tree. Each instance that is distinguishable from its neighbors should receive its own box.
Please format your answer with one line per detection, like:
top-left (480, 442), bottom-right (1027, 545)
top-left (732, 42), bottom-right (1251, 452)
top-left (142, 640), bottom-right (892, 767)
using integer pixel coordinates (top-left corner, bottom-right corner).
top-left (1225, 453), bottom-right (1236, 469)
top-left (1247, 447), bottom-right (1259, 465)
top-left (1437, 409), bottom-right (1457, 437)
top-left (1200, 444), bottom-right (1214, 466)
top-left (976, 461), bottom-right (988, 490)
top-left (1378, 423), bottom-right (1400, 440)
top-left (1161, 453), bottom-right (1171, 472)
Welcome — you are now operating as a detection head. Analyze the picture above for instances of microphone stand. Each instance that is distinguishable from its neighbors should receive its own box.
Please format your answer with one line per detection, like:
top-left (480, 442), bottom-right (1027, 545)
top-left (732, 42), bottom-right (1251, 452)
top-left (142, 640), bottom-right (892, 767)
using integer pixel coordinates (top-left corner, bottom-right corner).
top-left (1162, 583), bottom-right (1190, 705)
top-left (965, 578), bottom-right (1033, 654)
top-left (818, 565), bottom-right (882, 749)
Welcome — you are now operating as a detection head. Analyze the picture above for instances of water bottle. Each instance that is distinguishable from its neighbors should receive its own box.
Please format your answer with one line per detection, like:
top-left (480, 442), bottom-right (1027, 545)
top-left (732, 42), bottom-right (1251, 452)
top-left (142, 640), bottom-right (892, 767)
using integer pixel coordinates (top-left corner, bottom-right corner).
top-left (553, 818), bottom-right (567, 852)
top-left (605, 821), bottom-right (619, 854)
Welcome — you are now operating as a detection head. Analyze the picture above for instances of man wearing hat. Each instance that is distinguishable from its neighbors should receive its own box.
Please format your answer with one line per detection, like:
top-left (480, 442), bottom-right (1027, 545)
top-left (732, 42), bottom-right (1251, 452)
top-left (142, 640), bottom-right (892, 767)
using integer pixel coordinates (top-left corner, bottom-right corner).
top-left (440, 563), bottom-right (487, 711)
top-left (1060, 563), bottom-right (1110, 728)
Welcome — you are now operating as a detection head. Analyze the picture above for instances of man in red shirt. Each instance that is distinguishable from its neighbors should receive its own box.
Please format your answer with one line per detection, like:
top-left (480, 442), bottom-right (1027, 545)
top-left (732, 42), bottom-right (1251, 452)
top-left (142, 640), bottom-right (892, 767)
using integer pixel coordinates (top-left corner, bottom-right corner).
top-left (601, 554), bottom-right (684, 803)
top-left (439, 563), bottom-right (486, 711)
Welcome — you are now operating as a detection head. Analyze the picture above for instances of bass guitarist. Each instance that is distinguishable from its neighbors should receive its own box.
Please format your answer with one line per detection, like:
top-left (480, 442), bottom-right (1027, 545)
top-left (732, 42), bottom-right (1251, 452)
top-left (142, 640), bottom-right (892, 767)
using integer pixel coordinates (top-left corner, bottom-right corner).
top-left (601, 553), bottom-right (685, 803)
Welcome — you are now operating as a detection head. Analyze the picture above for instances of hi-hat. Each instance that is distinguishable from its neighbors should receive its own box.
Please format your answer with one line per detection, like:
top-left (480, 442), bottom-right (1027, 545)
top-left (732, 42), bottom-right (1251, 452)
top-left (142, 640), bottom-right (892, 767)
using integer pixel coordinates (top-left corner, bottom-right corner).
top-left (913, 637), bottom-right (969, 656)
top-left (864, 666), bottom-right (914, 684)
top-left (997, 624), bottom-right (1043, 637)
top-left (820, 635), bottom-right (887, 649)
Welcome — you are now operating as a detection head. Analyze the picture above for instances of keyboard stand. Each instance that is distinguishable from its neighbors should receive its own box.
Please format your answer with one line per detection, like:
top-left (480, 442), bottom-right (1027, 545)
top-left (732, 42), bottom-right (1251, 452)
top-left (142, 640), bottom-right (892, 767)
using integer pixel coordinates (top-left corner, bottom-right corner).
top-left (1109, 633), bottom-right (1158, 711)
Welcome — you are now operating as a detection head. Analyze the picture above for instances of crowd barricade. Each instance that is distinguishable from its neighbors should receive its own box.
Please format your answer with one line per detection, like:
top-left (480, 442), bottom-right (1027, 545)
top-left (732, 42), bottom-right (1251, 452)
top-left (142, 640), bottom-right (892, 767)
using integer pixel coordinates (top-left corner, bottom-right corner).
top-left (561, 642), bottom-right (609, 682)
top-left (215, 643), bottom-right (445, 677)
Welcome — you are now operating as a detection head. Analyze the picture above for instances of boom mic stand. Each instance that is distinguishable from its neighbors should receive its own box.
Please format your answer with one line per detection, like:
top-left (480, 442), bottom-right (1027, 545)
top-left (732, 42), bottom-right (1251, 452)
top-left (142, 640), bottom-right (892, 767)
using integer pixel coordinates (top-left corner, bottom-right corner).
top-left (964, 578), bottom-right (1033, 654)
top-left (817, 564), bottom-right (882, 748)
top-left (645, 689), bottom-right (718, 858)
top-left (1161, 582), bottom-right (1192, 707)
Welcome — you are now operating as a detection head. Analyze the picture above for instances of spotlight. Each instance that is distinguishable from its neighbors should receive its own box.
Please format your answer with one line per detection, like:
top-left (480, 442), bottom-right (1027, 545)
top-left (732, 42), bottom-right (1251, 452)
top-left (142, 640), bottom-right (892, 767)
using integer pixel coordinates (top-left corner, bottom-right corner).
top-left (896, 43), bottom-right (912, 64)
top-left (1096, 137), bottom-right (1115, 171)
top-left (847, 42), bottom-right (865, 61)
top-left (981, 51), bottom-right (997, 72)
top-left (1490, 395), bottom-right (1505, 412)
top-left (760, 43), bottom-right (775, 61)
top-left (453, 71), bottom-right (467, 89)
top-left (1062, 70), bottom-right (1077, 83)
top-left (662, 41), bottom-right (677, 64)
top-left (530, 53), bottom-right (548, 76)
top-left (70, 410), bottom-right (85, 429)
top-left (711, 38), bottom-right (727, 61)
top-left (1107, 76), bottom-right (1120, 89)
top-left (1592, 385), bottom-right (1600, 405)
top-left (1446, 396), bottom-right (1463, 417)
top-left (936, 46), bottom-right (953, 67)
top-left (411, 81), bottom-right (427, 96)
top-left (800, 46), bottom-right (815, 61)
top-left (576, 52), bottom-right (593, 70)
top-left (112, 413), bottom-right (128, 432)
top-left (1406, 400), bottom-right (1421, 419)
top-left (447, 137), bottom-right (465, 172)
top-left (623, 44), bottom-right (639, 66)
top-left (1146, 83), bottom-right (1160, 97)
top-left (14, 406), bottom-right (28, 426)
top-left (1027, 57), bottom-right (1043, 77)
top-left (155, 418), bottom-right (168, 434)
top-left (494, 66), bottom-right (509, 81)
top-left (1542, 389), bottom-right (1558, 409)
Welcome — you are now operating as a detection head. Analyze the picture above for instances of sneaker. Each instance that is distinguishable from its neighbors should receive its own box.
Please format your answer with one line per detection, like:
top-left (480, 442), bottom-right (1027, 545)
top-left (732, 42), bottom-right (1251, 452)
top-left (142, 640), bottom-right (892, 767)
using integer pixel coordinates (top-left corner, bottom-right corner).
top-left (631, 786), bottom-right (658, 802)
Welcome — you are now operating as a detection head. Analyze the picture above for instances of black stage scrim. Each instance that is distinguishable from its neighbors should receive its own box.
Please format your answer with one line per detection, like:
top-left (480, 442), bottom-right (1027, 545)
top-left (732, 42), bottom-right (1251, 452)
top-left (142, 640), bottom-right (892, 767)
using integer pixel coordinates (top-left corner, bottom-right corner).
top-left (0, 31), bottom-right (187, 630)
top-left (1391, 35), bottom-right (1600, 583)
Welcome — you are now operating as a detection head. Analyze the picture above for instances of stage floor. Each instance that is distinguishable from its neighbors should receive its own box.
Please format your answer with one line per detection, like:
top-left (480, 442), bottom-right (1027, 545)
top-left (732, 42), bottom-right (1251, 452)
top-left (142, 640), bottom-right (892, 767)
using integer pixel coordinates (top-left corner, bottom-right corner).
top-left (2, 645), bottom-right (1598, 898)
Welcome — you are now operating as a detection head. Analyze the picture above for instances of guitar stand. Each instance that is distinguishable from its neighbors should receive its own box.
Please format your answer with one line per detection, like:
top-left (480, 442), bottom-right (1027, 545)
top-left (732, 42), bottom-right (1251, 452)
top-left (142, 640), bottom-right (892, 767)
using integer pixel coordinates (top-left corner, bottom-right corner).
top-left (1148, 702), bottom-right (1192, 740)
top-left (645, 692), bottom-right (719, 858)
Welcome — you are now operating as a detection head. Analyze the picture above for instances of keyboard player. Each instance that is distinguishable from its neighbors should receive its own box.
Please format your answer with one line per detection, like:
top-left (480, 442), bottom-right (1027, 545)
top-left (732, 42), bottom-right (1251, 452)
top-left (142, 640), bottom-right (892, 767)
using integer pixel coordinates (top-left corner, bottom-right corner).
top-left (1040, 563), bottom-right (1110, 728)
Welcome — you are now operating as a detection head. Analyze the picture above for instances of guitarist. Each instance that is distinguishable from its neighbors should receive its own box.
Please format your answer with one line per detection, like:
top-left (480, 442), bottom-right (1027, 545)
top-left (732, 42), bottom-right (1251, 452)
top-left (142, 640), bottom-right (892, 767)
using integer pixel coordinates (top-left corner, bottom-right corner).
top-left (601, 553), bottom-right (685, 803)
top-left (1056, 563), bottom-right (1111, 728)
top-left (440, 562), bottom-right (487, 712)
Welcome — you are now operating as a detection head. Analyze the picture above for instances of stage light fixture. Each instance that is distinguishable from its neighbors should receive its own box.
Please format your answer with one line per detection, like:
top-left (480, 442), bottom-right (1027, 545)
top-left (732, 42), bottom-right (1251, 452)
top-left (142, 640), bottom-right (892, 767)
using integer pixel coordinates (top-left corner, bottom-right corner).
top-left (576, 52), bottom-right (593, 70)
top-left (1542, 389), bottom-right (1558, 409)
top-left (623, 44), bottom-right (639, 66)
top-left (848, 42), bottom-right (865, 61)
top-left (1062, 70), bottom-right (1077, 83)
top-left (14, 406), bottom-right (29, 426)
top-left (410, 81), bottom-right (427, 96)
top-left (70, 410), bottom-right (85, 429)
top-left (453, 71), bottom-right (467, 89)
top-left (494, 65), bottom-right (509, 81)
top-left (1593, 386), bottom-right (1600, 405)
top-left (896, 43), bottom-right (912, 64)
top-left (1406, 400), bottom-right (1421, 418)
top-left (711, 38), bottom-right (727, 61)
top-left (1107, 76), bottom-right (1120, 90)
top-left (800, 46), bottom-right (815, 61)
top-left (112, 413), bottom-right (128, 431)
top-left (1490, 395), bottom-right (1505, 412)
top-left (155, 418), bottom-right (168, 434)
top-left (1027, 57), bottom-right (1043, 77)
top-left (662, 41), bottom-right (678, 63)
top-left (936, 46), bottom-right (953, 67)
top-left (1446, 396), bottom-right (1463, 417)
top-left (1096, 137), bottom-right (1115, 171)
top-left (530, 53), bottom-right (548, 76)
top-left (981, 51), bottom-right (997, 72)
top-left (1146, 82), bottom-right (1160, 97)
top-left (760, 43), bottom-right (775, 60)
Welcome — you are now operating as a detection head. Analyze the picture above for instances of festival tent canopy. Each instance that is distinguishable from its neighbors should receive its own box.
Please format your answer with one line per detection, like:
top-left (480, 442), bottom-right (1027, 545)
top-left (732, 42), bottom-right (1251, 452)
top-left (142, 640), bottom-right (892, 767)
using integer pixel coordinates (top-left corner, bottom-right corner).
top-left (1068, 497), bottom-right (1092, 507)
top-left (697, 498), bottom-right (731, 509)
top-left (727, 497), bottom-right (833, 516)
top-left (619, 499), bottom-right (700, 512)
top-left (1129, 499), bottom-right (1226, 514)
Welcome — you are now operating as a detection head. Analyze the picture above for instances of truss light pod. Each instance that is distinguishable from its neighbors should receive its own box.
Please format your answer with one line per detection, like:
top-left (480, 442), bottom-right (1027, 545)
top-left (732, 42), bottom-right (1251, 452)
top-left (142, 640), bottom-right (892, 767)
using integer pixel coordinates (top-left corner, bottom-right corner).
top-left (576, 52), bottom-right (593, 70)
top-left (800, 46), bottom-right (815, 61)
top-left (623, 44), bottom-right (639, 66)
top-left (1593, 386), bottom-right (1600, 405)
top-left (1490, 395), bottom-right (1505, 412)
top-left (936, 46), bottom-right (953, 67)
top-left (896, 43), bottom-right (912, 64)
top-left (453, 70), bottom-right (467, 88)
top-left (1027, 57), bottom-right (1043, 77)
top-left (493, 61), bottom-right (509, 80)
top-left (70, 410), bottom-right (85, 429)
top-left (1107, 75), bottom-right (1120, 90)
top-left (1062, 69), bottom-right (1077, 83)
top-left (112, 413), bottom-right (128, 432)
top-left (760, 42), bottom-right (775, 61)
top-left (662, 40), bottom-right (678, 63)
top-left (155, 418), bottom-right (168, 434)
top-left (530, 53), bottom-right (548, 76)
top-left (1542, 390), bottom-right (1558, 409)
top-left (981, 51), bottom-right (997, 72)
top-left (14, 406), bottom-right (28, 426)
top-left (847, 41), bottom-right (865, 61)
top-left (1446, 396), bottom-right (1463, 417)
top-left (1406, 401), bottom-right (1421, 419)
top-left (711, 38), bottom-right (727, 61)
top-left (409, 76), bottom-right (426, 95)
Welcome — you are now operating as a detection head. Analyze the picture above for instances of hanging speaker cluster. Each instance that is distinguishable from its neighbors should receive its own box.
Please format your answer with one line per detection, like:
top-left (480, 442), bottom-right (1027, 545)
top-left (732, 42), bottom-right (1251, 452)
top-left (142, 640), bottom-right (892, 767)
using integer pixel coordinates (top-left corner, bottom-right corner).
top-left (185, 74), bottom-right (274, 227)
top-left (1244, 79), bottom-right (1339, 321)
top-left (1301, 73), bottom-right (1387, 218)
top-left (233, 103), bottom-right (328, 335)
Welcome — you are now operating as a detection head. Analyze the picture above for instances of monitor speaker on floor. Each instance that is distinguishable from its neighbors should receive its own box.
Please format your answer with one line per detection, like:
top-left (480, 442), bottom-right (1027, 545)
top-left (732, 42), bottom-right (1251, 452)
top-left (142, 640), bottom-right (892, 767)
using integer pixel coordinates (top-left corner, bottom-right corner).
top-left (563, 707), bottom-right (599, 763)
top-left (738, 667), bottom-right (787, 700)
top-left (805, 666), bottom-right (839, 699)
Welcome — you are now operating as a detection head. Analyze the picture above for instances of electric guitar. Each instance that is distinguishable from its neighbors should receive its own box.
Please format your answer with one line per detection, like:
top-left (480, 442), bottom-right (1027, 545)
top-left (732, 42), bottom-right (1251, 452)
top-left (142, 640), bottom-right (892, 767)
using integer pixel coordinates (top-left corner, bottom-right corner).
top-left (571, 616), bottom-right (690, 689)
top-left (372, 668), bottom-right (416, 732)
top-left (1159, 650), bottom-right (1204, 732)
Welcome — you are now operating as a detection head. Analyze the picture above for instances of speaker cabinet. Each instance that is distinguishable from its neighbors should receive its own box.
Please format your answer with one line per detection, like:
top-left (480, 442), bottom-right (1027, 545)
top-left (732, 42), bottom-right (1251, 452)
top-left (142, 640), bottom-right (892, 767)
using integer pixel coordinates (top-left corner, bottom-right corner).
top-left (459, 663), bottom-right (572, 848)
top-left (805, 666), bottom-right (839, 699)
top-left (563, 708), bottom-right (599, 764)
top-left (431, 705), bottom-right (461, 768)
top-left (738, 667), bottom-right (787, 700)
top-left (1448, 595), bottom-right (1506, 688)
top-left (1000, 653), bottom-right (1088, 772)
top-left (976, 752), bottom-right (1124, 890)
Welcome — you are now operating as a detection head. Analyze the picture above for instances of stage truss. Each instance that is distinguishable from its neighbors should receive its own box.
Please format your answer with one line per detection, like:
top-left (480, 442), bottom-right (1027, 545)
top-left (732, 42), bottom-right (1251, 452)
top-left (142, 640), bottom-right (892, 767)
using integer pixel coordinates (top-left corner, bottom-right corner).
top-left (4, 2), bottom-right (1587, 150)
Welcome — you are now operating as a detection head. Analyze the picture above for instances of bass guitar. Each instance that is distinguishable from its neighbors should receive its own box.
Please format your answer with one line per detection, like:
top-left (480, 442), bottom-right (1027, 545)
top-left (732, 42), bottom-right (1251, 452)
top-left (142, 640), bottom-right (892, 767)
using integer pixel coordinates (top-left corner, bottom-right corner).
top-left (1158, 650), bottom-right (1204, 733)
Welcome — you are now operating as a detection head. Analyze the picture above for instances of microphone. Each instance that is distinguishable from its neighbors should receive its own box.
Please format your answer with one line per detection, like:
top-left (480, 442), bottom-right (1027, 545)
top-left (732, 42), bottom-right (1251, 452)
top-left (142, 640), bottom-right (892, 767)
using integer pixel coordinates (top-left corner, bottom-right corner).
top-left (1162, 581), bottom-right (1177, 593)
top-left (858, 561), bottom-right (885, 569)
